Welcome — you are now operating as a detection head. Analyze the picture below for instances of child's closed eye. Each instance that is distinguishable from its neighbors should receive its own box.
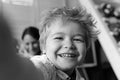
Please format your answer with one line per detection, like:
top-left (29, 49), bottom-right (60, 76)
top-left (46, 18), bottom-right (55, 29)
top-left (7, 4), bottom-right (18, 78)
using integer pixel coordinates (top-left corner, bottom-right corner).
top-left (54, 37), bottom-right (63, 40)
top-left (73, 38), bottom-right (85, 43)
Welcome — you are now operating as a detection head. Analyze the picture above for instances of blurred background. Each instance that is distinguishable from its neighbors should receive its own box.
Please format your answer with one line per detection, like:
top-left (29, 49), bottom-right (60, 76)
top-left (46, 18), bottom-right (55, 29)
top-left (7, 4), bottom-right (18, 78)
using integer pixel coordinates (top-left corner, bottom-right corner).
top-left (0, 0), bottom-right (120, 80)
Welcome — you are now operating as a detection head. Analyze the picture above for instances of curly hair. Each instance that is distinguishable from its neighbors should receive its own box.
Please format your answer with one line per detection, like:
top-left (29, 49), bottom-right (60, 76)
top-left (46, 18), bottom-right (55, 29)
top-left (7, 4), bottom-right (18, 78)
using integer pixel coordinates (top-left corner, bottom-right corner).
top-left (38, 7), bottom-right (99, 51)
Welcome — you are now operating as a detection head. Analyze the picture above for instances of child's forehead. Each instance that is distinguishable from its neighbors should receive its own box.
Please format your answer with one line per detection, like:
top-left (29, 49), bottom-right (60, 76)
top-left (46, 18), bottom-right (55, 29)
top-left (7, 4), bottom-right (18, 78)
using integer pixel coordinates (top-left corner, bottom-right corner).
top-left (50, 18), bottom-right (85, 30)
top-left (47, 19), bottom-right (85, 35)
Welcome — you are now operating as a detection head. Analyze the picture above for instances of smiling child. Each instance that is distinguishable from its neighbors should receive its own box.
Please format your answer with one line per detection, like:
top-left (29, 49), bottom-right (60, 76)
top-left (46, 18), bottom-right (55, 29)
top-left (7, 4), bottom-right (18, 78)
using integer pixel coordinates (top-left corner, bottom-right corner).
top-left (31, 7), bottom-right (99, 80)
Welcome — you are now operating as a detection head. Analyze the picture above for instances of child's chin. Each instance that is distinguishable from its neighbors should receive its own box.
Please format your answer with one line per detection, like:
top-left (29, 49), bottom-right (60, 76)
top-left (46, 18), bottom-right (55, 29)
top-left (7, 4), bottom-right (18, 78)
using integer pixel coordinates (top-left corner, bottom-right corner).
top-left (58, 66), bottom-right (75, 74)
top-left (58, 63), bottom-right (76, 71)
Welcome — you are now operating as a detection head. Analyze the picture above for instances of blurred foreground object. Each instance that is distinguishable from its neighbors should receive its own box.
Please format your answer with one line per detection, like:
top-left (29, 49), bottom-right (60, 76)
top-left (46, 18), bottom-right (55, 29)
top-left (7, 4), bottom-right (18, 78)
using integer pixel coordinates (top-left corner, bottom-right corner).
top-left (0, 12), bottom-right (44, 80)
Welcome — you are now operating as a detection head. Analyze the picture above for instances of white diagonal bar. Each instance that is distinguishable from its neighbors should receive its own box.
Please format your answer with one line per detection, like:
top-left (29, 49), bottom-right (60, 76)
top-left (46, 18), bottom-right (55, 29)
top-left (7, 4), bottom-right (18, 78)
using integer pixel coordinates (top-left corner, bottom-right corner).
top-left (78, 0), bottom-right (120, 79)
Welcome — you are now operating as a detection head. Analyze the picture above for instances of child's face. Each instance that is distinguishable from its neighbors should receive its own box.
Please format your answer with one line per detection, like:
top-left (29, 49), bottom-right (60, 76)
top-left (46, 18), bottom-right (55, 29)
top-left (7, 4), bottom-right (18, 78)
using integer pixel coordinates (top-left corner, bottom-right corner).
top-left (23, 34), bottom-right (40, 55)
top-left (45, 20), bottom-right (86, 72)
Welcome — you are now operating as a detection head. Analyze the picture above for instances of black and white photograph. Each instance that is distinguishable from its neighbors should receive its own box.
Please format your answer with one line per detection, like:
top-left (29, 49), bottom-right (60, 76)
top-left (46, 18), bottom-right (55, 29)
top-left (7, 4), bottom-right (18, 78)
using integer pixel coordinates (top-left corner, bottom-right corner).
top-left (0, 0), bottom-right (120, 80)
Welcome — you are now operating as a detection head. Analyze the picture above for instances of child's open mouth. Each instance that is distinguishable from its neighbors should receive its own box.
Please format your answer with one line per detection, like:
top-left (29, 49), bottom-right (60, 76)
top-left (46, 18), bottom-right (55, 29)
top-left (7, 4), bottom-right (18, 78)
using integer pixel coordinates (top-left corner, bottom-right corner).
top-left (58, 53), bottom-right (78, 58)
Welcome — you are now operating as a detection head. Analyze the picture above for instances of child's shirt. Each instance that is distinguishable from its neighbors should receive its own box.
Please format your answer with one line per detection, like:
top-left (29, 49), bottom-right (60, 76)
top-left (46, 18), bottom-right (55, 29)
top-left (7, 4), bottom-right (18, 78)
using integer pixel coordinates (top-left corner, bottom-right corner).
top-left (30, 55), bottom-right (85, 80)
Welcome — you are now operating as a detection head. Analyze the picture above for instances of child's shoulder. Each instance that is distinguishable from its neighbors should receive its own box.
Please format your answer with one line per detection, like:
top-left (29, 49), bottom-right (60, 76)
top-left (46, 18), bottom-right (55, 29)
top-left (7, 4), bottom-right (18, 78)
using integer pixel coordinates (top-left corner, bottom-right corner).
top-left (31, 55), bottom-right (46, 61)
top-left (30, 54), bottom-right (54, 70)
top-left (30, 55), bottom-right (55, 79)
top-left (30, 55), bottom-right (47, 66)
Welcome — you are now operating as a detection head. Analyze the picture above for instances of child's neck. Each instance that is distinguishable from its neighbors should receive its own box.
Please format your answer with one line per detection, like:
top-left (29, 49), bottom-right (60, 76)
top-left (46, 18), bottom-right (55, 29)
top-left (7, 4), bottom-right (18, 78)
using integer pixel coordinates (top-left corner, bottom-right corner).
top-left (64, 68), bottom-right (75, 76)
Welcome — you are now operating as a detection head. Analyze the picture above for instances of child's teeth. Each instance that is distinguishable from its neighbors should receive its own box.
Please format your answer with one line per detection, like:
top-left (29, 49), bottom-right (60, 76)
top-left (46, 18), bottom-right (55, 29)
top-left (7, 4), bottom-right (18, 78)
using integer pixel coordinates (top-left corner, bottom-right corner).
top-left (60, 54), bottom-right (76, 57)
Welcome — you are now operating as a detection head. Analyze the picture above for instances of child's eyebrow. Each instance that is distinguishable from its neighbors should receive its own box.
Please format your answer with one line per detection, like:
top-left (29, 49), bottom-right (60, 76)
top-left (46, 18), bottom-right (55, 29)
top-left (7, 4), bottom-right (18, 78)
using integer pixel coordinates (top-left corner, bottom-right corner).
top-left (50, 32), bottom-right (85, 39)
top-left (74, 34), bottom-right (85, 39)
top-left (51, 32), bottom-right (64, 36)
top-left (49, 32), bottom-right (64, 38)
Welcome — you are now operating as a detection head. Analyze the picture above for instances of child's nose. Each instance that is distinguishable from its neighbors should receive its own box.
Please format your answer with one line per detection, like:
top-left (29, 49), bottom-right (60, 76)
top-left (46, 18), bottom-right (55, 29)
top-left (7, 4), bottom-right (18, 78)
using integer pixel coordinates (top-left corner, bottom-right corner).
top-left (28, 44), bottom-right (33, 50)
top-left (29, 44), bottom-right (33, 50)
top-left (63, 39), bottom-right (76, 50)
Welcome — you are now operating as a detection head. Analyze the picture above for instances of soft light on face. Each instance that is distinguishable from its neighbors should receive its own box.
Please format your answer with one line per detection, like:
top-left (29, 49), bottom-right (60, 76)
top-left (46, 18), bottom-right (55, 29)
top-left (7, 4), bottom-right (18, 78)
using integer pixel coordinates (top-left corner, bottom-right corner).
top-left (44, 20), bottom-right (87, 73)
top-left (23, 34), bottom-right (40, 55)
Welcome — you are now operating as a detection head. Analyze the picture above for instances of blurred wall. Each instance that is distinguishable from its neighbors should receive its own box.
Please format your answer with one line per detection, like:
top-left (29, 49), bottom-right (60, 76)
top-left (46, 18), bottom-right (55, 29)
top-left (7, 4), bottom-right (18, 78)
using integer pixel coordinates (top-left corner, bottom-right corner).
top-left (0, 0), bottom-right (65, 41)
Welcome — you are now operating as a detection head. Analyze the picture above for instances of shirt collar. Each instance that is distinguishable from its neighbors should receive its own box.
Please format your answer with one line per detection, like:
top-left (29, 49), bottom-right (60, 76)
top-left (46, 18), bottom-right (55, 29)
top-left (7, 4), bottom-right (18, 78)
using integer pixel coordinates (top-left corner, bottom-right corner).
top-left (56, 68), bottom-right (85, 80)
